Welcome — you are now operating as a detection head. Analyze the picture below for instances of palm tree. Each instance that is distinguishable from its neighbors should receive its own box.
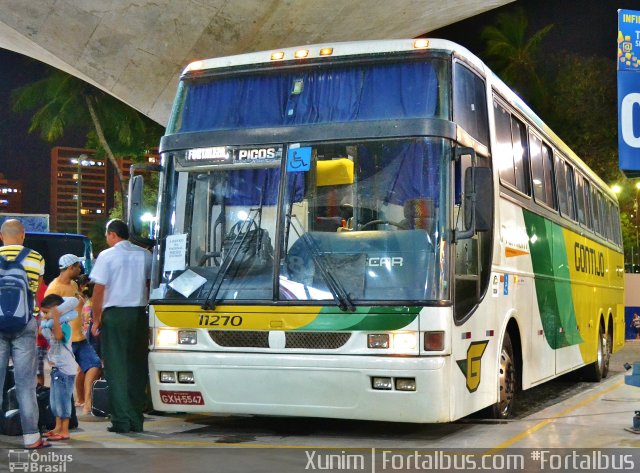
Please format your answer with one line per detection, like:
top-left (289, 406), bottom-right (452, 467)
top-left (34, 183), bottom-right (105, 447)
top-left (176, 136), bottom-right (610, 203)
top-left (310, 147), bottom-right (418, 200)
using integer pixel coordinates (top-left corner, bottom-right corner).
top-left (481, 7), bottom-right (553, 112)
top-left (12, 70), bottom-right (162, 216)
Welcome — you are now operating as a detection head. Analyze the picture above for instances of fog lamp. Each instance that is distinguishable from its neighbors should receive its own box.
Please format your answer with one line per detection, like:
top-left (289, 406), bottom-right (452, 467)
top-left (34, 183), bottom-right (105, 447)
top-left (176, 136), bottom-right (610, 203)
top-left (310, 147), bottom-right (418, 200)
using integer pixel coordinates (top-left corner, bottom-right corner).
top-left (395, 378), bottom-right (417, 391)
top-left (178, 371), bottom-right (195, 384)
top-left (371, 377), bottom-right (392, 390)
top-left (159, 371), bottom-right (176, 383)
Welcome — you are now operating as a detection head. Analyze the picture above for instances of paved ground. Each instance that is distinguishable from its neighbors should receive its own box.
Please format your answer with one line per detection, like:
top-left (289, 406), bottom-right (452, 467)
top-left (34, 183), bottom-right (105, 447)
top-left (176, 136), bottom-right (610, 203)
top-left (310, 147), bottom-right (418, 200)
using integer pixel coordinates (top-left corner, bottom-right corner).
top-left (1, 341), bottom-right (640, 472)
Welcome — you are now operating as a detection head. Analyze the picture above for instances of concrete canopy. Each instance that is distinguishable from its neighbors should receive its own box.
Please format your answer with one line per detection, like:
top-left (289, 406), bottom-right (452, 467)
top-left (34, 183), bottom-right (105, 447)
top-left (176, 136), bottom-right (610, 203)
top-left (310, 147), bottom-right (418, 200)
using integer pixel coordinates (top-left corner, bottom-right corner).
top-left (0, 0), bottom-right (513, 126)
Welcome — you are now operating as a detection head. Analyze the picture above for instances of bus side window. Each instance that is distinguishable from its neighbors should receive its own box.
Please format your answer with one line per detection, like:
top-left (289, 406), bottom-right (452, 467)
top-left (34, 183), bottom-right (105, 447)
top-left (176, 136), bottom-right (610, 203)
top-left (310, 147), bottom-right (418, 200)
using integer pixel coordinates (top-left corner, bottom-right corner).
top-left (453, 62), bottom-right (489, 146)
top-left (529, 133), bottom-right (546, 204)
top-left (495, 100), bottom-right (516, 188)
top-left (583, 179), bottom-right (593, 230)
top-left (511, 116), bottom-right (530, 195)
top-left (564, 164), bottom-right (577, 221)
top-left (575, 173), bottom-right (587, 226)
top-left (555, 155), bottom-right (576, 220)
top-left (541, 142), bottom-right (556, 209)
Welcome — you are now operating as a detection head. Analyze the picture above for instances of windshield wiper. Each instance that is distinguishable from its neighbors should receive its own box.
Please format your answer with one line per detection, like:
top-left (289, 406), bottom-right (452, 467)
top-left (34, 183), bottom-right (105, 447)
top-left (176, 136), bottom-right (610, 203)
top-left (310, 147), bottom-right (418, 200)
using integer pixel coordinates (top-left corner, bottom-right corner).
top-left (287, 214), bottom-right (355, 312)
top-left (201, 208), bottom-right (260, 310)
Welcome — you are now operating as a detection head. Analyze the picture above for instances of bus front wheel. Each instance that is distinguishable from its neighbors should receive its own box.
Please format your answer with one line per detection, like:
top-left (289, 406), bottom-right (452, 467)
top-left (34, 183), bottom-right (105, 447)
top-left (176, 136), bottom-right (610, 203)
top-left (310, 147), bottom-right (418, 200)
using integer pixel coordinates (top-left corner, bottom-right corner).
top-left (490, 332), bottom-right (517, 419)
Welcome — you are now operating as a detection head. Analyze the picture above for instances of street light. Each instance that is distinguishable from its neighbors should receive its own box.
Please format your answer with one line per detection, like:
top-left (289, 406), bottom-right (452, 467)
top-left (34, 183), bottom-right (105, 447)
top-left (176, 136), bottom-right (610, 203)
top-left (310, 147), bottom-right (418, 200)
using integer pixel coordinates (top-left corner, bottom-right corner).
top-left (75, 154), bottom-right (88, 234)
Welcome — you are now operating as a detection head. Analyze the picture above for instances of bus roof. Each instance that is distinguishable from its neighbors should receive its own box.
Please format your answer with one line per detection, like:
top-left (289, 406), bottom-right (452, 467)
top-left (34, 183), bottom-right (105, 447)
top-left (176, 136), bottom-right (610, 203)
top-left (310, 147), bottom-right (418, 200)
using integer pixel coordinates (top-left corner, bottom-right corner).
top-left (182, 38), bottom-right (474, 75)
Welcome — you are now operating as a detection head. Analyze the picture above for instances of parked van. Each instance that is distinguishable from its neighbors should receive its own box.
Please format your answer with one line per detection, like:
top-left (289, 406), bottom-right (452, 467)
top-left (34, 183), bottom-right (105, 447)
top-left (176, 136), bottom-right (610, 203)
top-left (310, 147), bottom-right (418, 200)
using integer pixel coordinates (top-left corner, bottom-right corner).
top-left (24, 232), bottom-right (93, 284)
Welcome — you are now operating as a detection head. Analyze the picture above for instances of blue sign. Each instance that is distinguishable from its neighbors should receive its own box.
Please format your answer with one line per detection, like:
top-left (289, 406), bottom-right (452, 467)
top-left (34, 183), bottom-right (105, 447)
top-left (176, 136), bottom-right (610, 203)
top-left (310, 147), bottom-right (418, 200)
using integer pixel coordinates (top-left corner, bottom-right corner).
top-left (286, 147), bottom-right (311, 172)
top-left (618, 10), bottom-right (640, 176)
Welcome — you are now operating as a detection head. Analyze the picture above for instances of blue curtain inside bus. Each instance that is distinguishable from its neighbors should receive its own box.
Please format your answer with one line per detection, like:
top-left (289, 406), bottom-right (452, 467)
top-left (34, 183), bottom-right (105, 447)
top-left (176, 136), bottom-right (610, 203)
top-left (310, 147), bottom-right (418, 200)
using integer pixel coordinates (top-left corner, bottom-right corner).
top-left (178, 62), bottom-right (439, 132)
top-left (225, 168), bottom-right (303, 205)
top-left (355, 141), bottom-right (441, 207)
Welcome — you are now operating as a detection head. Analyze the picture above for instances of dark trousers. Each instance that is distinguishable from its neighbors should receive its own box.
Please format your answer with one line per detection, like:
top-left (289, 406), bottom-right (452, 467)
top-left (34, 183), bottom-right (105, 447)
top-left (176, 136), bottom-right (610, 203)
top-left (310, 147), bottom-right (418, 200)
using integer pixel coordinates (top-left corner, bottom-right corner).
top-left (102, 306), bottom-right (148, 431)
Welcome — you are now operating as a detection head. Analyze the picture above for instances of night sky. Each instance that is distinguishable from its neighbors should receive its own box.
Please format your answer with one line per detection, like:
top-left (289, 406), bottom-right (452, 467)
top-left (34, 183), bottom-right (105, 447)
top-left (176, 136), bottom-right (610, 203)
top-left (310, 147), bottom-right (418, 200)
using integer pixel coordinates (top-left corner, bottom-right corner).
top-left (0, 0), bottom-right (639, 214)
top-left (0, 50), bottom-right (85, 213)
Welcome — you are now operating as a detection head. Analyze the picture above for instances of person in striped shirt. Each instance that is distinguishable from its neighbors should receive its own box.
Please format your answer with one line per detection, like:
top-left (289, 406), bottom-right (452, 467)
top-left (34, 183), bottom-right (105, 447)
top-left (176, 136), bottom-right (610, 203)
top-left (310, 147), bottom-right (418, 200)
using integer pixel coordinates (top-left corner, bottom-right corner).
top-left (0, 219), bottom-right (47, 448)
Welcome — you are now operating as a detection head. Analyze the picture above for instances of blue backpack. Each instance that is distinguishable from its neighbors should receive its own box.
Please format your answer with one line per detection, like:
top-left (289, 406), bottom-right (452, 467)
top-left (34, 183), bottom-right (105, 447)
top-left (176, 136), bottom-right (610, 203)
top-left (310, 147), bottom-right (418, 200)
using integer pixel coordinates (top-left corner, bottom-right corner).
top-left (0, 248), bottom-right (34, 333)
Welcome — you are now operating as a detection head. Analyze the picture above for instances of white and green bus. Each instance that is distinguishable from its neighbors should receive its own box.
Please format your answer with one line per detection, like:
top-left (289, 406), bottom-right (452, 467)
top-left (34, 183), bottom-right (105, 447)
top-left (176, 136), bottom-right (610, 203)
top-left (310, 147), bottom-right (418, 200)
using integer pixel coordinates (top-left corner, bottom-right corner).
top-left (130, 39), bottom-right (624, 422)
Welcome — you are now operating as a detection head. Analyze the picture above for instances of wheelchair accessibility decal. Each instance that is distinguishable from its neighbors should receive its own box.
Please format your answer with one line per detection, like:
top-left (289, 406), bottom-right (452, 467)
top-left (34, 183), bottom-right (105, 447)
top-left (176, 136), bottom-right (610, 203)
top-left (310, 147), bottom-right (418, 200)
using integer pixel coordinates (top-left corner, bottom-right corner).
top-left (287, 147), bottom-right (311, 172)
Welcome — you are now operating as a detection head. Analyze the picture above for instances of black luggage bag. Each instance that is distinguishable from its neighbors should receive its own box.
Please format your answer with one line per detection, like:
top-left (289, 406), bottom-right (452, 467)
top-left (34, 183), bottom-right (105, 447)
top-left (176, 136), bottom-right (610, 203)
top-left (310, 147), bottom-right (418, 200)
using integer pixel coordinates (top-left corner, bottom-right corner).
top-left (91, 379), bottom-right (109, 417)
top-left (36, 385), bottom-right (78, 431)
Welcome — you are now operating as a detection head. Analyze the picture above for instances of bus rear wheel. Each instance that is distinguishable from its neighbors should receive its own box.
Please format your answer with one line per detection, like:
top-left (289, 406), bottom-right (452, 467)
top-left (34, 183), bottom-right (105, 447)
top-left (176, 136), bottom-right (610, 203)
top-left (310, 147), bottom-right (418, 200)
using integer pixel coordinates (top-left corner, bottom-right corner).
top-left (583, 326), bottom-right (609, 382)
top-left (491, 333), bottom-right (517, 419)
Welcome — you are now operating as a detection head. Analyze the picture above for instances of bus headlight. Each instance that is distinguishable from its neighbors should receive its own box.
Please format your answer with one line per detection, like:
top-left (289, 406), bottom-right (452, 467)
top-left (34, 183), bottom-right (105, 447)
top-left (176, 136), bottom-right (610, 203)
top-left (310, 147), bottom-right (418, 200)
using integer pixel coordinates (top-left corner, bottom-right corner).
top-left (157, 329), bottom-right (178, 346)
top-left (157, 329), bottom-right (198, 346)
top-left (178, 330), bottom-right (197, 345)
top-left (393, 333), bottom-right (417, 351)
top-left (368, 334), bottom-right (389, 349)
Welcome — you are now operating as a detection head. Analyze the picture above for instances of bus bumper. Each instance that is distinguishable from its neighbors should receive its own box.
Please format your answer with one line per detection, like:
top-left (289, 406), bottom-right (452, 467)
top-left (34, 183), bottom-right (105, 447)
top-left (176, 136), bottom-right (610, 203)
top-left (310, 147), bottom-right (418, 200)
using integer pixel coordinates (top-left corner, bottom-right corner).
top-left (148, 351), bottom-right (452, 423)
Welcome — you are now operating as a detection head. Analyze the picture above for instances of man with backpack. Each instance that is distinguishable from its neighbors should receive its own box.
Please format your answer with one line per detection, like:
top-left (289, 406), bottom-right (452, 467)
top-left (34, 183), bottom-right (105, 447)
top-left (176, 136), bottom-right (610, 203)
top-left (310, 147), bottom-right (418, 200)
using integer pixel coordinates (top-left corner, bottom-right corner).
top-left (0, 219), bottom-right (48, 449)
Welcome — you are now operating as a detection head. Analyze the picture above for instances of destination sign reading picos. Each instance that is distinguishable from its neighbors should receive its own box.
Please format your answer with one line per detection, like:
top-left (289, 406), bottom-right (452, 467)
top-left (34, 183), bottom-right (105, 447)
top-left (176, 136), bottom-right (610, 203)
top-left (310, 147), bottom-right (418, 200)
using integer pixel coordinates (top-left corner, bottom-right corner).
top-left (181, 146), bottom-right (283, 166)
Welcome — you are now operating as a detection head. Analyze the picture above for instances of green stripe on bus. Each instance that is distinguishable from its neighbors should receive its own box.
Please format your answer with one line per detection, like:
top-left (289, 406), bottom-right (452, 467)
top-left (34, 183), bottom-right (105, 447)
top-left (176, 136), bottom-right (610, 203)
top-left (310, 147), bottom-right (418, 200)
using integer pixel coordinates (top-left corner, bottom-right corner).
top-left (523, 210), bottom-right (582, 349)
top-left (299, 306), bottom-right (420, 331)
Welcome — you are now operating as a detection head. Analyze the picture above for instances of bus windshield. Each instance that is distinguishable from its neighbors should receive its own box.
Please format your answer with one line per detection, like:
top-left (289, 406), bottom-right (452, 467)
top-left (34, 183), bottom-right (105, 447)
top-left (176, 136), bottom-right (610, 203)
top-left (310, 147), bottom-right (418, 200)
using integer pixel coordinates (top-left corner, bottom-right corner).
top-left (157, 137), bottom-right (450, 305)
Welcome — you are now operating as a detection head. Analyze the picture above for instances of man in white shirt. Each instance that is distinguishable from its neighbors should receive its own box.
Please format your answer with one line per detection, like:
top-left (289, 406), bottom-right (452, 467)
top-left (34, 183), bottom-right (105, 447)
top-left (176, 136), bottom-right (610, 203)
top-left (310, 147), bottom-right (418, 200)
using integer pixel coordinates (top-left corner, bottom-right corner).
top-left (90, 219), bottom-right (151, 433)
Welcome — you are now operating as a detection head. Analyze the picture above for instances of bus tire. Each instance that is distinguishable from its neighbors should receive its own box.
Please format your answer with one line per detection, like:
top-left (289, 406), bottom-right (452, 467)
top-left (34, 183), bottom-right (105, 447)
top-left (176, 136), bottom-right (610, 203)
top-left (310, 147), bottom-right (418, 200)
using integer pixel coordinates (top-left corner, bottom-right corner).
top-left (602, 329), bottom-right (612, 379)
top-left (490, 332), bottom-right (517, 419)
top-left (583, 325), bottom-right (608, 382)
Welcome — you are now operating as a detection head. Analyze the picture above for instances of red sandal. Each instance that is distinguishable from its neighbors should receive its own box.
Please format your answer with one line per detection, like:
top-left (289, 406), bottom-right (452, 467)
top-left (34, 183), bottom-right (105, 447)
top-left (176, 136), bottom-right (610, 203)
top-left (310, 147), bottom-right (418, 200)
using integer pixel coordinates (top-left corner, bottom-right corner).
top-left (48, 433), bottom-right (70, 441)
top-left (26, 438), bottom-right (51, 449)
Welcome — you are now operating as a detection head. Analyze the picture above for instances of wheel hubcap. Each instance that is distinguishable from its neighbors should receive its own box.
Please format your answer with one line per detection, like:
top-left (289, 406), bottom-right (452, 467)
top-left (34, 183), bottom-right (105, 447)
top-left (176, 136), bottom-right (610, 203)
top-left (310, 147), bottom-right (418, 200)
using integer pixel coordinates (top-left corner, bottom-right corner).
top-left (497, 349), bottom-right (515, 417)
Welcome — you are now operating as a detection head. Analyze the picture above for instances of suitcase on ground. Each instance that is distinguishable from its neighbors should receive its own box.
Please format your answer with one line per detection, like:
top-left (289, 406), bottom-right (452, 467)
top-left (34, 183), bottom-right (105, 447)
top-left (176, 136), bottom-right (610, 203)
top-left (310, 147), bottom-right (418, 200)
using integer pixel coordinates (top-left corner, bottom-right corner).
top-left (3, 366), bottom-right (14, 392)
top-left (2, 386), bottom-right (18, 412)
top-left (1, 408), bottom-right (22, 436)
top-left (36, 385), bottom-right (78, 431)
top-left (91, 379), bottom-right (109, 417)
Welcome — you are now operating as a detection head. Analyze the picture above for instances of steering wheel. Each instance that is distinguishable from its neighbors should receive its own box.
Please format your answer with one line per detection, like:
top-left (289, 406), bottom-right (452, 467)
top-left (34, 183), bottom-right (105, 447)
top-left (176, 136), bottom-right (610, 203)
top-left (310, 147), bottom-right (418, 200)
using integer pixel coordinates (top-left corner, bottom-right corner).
top-left (198, 252), bottom-right (221, 266)
top-left (226, 218), bottom-right (257, 238)
top-left (359, 220), bottom-right (406, 230)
